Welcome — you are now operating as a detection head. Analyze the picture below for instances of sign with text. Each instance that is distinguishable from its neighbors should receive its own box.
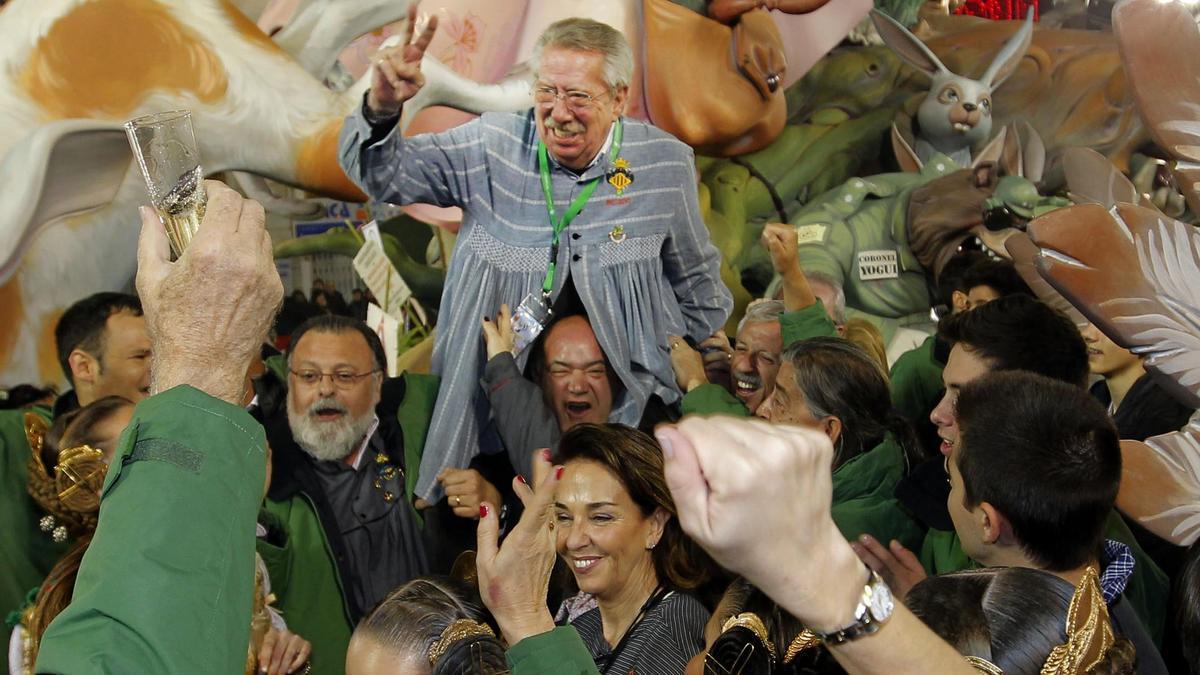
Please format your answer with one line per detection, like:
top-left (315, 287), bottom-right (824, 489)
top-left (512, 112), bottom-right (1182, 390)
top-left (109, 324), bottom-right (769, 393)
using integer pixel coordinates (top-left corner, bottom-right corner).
top-left (353, 239), bottom-right (411, 320)
top-left (857, 250), bottom-right (900, 281)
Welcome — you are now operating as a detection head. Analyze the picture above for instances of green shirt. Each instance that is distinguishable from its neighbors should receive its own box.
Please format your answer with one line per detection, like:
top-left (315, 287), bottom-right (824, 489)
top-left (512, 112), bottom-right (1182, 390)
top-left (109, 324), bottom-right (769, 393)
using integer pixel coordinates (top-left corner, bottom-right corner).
top-left (889, 336), bottom-right (943, 427)
top-left (830, 434), bottom-right (924, 552)
top-left (36, 386), bottom-right (267, 674)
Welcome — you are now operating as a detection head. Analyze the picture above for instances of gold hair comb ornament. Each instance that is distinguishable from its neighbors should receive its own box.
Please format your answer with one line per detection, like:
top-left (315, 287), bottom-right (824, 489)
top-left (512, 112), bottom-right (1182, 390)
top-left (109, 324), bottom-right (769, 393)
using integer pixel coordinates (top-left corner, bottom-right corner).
top-left (967, 655), bottom-right (1004, 674)
top-left (427, 619), bottom-right (496, 665)
top-left (1040, 566), bottom-right (1114, 675)
top-left (781, 629), bottom-right (821, 664)
top-left (56, 445), bottom-right (107, 511)
top-left (721, 612), bottom-right (777, 663)
top-left (25, 415), bottom-right (98, 538)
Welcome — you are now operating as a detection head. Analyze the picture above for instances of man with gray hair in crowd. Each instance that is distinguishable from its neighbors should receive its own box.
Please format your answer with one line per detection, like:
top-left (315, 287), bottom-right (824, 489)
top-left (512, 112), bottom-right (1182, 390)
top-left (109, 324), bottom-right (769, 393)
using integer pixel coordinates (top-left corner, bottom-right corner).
top-left (340, 10), bottom-right (731, 501)
top-left (672, 300), bottom-right (783, 417)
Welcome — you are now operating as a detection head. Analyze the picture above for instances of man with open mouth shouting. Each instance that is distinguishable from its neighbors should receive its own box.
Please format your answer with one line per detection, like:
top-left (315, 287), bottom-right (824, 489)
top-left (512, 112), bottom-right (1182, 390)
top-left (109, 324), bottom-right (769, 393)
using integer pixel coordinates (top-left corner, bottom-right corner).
top-left (483, 308), bottom-right (615, 480)
top-left (255, 315), bottom-right (442, 671)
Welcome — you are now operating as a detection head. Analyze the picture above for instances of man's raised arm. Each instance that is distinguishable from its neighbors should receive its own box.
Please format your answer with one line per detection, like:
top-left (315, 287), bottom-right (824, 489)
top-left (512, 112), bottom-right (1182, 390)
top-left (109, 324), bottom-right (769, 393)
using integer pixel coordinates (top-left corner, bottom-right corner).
top-left (35, 181), bottom-right (283, 674)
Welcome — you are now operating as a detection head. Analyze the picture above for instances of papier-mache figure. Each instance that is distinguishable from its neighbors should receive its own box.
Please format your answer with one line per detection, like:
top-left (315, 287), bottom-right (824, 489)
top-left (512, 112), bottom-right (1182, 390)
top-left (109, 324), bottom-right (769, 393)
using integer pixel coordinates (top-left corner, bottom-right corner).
top-left (788, 121), bottom-right (1067, 350)
top-left (1024, 0), bottom-right (1200, 548)
top-left (870, 7), bottom-right (1034, 167)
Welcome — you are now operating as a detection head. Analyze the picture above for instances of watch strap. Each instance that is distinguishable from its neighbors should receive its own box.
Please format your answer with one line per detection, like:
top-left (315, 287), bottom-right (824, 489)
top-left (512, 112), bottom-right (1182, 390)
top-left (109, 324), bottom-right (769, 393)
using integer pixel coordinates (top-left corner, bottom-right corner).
top-left (812, 569), bottom-right (893, 646)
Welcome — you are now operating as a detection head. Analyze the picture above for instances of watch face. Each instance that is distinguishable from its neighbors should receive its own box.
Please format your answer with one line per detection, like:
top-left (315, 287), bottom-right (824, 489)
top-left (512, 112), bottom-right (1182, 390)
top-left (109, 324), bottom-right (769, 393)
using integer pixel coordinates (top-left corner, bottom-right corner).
top-left (869, 581), bottom-right (895, 620)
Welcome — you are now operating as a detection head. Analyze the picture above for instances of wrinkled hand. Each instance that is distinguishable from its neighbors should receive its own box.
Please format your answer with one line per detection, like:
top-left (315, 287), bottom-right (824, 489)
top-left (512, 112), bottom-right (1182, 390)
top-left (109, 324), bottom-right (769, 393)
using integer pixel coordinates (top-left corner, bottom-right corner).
top-left (762, 222), bottom-right (801, 278)
top-left (851, 534), bottom-right (927, 601)
top-left (136, 180), bottom-right (283, 404)
top-left (257, 627), bottom-right (311, 675)
top-left (481, 304), bottom-right (516, 361)
top-left (477, 451), bottom-right (561, 645)
top-left (656, 417), bottom-right (865, 631)
top-left (367, 5), bottom-right (439, 117)
top-left (438, 468), bottom-right (503, 520)
top-left (669, 336), bottom-right (708, 392)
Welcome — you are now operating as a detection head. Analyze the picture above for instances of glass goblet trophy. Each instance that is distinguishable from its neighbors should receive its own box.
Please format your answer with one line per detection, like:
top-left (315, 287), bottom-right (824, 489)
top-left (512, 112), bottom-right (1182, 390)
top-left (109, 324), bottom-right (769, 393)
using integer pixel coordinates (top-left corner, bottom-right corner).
top-left (124, 110), bottom-right (207, 259)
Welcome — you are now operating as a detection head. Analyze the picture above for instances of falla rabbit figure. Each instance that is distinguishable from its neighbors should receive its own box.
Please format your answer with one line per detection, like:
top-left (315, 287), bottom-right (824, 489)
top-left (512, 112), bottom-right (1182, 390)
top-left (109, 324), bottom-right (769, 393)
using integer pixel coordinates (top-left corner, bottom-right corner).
top-left (871, 8), bottom-right (1035, 168)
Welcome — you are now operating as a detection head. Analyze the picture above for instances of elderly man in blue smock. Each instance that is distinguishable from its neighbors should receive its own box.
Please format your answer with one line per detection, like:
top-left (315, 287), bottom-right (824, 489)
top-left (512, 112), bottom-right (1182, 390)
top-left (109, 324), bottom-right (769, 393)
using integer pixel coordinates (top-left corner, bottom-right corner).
top-left (338, 12), bottom-right (732, 500)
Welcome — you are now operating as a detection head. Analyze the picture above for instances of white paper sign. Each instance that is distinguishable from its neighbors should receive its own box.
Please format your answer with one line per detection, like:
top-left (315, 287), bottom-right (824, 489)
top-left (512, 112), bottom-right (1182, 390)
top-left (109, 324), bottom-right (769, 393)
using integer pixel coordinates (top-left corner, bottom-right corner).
top-left (857, 250), bottom-right (900, 281)
top-left (359, 220), bottom-right (383, 246)
top-left (367, 302), bottom-right (401, 377)
top-left (353, 239), bottom-right (411, 320)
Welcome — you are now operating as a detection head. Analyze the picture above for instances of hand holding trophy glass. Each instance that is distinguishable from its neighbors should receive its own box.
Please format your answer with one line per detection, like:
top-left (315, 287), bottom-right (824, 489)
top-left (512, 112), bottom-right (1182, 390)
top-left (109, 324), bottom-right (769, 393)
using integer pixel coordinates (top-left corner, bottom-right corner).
top-left (124, 110), bottom-right (206, 259)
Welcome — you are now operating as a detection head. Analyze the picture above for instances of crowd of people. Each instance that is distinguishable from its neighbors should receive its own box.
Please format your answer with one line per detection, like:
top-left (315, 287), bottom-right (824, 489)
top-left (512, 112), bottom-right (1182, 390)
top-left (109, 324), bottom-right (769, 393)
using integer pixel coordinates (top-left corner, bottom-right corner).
top-left (273, 281), bottom-right (375, 350)
top-left (3, 11), bottom-right (1199, 675)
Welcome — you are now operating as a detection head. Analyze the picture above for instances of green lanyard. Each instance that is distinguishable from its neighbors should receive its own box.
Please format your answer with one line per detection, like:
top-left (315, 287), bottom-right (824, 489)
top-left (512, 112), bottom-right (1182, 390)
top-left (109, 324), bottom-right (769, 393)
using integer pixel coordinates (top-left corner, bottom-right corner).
top-left (536, 119), bottom-right (623, 297)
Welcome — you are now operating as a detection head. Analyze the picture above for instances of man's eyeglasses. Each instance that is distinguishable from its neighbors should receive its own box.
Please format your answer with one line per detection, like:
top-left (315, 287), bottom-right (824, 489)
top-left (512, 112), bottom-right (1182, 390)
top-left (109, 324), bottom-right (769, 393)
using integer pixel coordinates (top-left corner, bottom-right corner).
top-left (289, 369), bottom-right (380, 388)
top-left (531, 85), bottom-right (608, 111)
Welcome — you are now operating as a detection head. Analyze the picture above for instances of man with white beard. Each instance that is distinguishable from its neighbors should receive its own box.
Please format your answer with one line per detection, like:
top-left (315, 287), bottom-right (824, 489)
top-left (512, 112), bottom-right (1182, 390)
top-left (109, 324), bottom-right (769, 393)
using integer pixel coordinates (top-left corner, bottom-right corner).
top-left (254, 315), bottom-right (444, 668)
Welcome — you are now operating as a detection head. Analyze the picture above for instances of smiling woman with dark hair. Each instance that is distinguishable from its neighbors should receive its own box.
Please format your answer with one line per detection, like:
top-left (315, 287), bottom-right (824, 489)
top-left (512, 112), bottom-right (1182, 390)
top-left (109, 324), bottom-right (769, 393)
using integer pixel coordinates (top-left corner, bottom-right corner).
top-left (553, 423), bottom-right (712, 674)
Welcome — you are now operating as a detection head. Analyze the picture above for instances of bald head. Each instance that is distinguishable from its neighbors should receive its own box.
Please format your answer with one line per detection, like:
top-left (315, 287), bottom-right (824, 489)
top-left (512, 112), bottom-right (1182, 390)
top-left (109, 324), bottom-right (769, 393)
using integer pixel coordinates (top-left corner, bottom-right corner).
top-left (540, 316), bottom-right (614, 431)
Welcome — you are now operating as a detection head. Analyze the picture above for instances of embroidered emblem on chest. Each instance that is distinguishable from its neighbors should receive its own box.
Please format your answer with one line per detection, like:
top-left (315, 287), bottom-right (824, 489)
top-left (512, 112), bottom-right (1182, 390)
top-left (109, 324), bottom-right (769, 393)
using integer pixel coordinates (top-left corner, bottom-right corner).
top-left (607, 157), bottom-right (634, 196)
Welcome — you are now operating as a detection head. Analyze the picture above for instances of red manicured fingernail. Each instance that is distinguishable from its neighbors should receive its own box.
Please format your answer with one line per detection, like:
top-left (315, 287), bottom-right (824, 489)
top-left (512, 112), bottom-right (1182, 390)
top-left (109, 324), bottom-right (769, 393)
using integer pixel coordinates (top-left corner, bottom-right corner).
top-left (517, 474), bottom-right (528, 485)
top-left (540, 449), bottom-right (552, 462)
top-left (480, 504), bottom-right (489, 518)
top-left (555, 466), bottom-right (564, 480)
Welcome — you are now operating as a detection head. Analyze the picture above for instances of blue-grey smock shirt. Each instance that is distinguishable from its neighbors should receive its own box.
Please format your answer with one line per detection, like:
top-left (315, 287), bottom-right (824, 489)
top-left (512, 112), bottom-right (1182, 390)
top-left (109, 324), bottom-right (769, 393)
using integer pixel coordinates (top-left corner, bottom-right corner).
top-left (338, 106), bottom-right (732, 500)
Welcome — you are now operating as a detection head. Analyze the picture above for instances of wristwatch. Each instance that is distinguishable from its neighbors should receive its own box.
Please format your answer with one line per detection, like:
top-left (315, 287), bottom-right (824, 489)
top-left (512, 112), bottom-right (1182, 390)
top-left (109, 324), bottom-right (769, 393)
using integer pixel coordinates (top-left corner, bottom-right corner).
top-left (812, 568), bottom-right (894, 645)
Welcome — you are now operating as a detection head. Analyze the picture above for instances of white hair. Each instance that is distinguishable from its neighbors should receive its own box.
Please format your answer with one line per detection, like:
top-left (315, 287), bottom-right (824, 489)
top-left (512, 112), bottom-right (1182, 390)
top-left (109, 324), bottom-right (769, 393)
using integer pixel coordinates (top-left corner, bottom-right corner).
top-left (530, 18), bottom-right (634, 92)
top-left (805, 272), bottom-right (847, 326)
top-left (737, 299), bottom-right (785, 334)
top-left (287, 395), bottom-right (377, 462)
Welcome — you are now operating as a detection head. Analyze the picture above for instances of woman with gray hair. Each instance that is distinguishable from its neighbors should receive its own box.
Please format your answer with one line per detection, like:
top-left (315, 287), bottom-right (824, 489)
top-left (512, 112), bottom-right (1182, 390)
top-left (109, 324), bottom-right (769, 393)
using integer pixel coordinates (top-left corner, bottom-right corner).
top-left (757, 336), bottom-right (926, 550)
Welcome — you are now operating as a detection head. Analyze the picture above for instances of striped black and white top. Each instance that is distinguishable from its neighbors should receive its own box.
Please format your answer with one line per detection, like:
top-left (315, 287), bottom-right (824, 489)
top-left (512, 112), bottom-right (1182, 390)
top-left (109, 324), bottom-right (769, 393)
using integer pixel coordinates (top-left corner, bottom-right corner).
top-left (569, 590), bottom-right (709, 675)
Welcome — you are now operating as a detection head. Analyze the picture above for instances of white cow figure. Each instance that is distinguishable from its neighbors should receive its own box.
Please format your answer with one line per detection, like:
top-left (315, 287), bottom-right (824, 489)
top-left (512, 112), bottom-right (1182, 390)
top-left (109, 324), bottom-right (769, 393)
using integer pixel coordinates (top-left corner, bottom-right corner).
top-left (0, 0), bottom-right (383, 386)
top-left (0, 0), bottom-right (870, 386)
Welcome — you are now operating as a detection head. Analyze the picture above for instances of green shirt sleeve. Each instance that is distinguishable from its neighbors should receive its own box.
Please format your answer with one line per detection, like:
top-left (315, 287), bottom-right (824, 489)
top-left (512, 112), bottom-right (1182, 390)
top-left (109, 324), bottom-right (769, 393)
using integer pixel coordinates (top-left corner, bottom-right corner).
top-left (35, 386), bottom-right (267, 675)
top-left (681, 384), bottom-right (748, 417)
top-left (505, 626), bottom-right (600, 675)
top-left (780, 300), bottom-right (838, 348)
